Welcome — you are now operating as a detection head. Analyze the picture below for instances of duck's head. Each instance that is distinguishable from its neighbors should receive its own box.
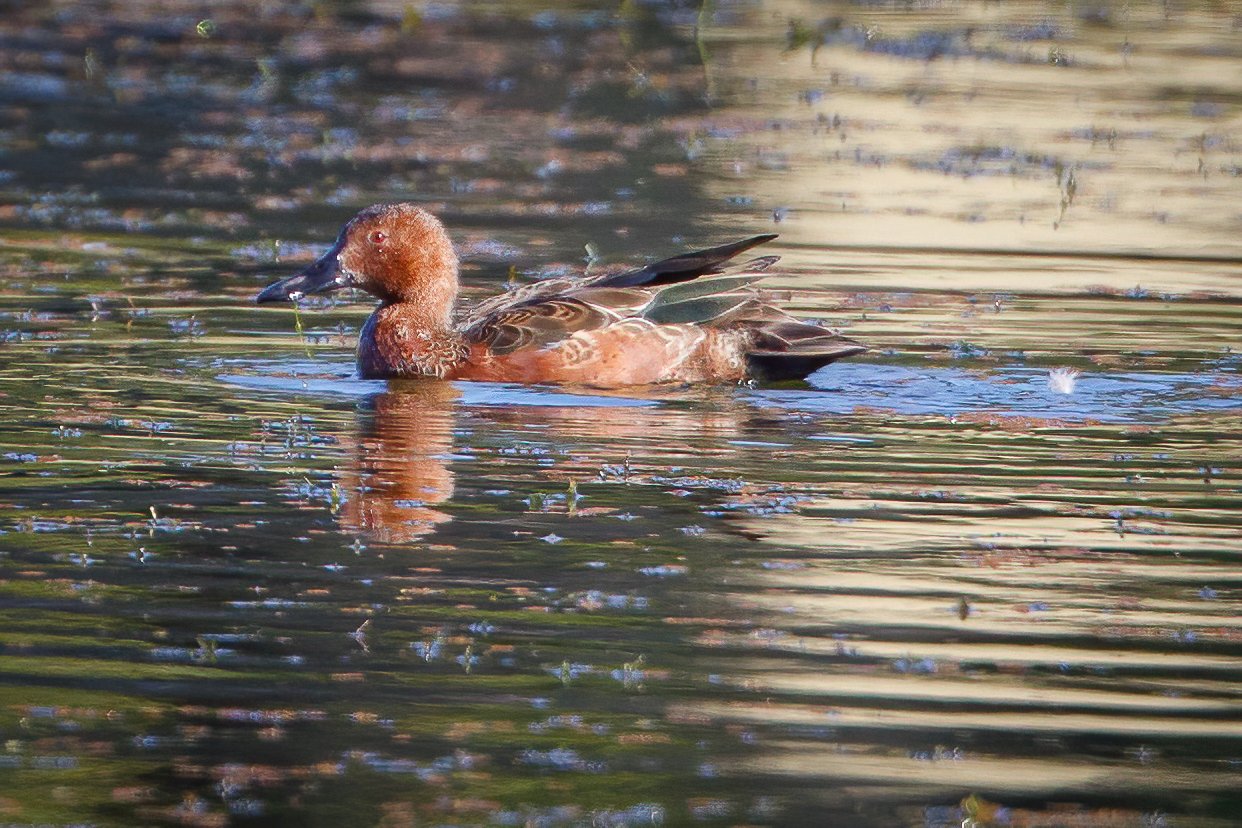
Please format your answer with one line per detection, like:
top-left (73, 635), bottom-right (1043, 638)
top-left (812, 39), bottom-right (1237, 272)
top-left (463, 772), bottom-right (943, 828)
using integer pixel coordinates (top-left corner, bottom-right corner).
top-left (256, 202), bottom-right (459, 317)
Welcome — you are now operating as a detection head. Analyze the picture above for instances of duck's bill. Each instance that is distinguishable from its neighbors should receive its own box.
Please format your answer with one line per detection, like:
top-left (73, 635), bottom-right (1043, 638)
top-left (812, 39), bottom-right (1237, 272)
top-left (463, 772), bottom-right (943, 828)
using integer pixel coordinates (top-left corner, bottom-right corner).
top-left (256, 250), bottom-right (345, 303)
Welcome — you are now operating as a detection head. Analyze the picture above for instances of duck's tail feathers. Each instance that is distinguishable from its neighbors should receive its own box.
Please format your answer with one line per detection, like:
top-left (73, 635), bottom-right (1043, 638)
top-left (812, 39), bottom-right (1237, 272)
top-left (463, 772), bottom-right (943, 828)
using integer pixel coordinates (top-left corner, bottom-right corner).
top-left (745, 319), bottom-right (867, 382)
top-left (597, 234), bottom-right (779, 289)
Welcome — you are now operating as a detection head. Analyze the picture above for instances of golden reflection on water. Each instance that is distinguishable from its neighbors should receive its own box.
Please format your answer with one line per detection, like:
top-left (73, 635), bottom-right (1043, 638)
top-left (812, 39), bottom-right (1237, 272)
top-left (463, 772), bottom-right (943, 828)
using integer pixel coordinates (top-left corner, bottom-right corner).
top-left (698, 0), bottom-right (1242, 259)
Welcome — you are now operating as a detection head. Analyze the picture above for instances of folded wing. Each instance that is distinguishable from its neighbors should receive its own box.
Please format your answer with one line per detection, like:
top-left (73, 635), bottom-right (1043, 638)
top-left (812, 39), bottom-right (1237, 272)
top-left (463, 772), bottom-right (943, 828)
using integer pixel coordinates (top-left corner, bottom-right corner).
top-left (460, 234), bottom-right (864, 381)
top-left (462, 236), bottom-right (776, 344)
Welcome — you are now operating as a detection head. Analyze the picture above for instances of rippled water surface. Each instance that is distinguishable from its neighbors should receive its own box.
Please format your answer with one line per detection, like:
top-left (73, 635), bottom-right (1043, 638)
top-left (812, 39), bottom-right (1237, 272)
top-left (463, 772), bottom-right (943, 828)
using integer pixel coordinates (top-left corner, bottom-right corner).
top-left (2, 1), bottom-right (1240, 825)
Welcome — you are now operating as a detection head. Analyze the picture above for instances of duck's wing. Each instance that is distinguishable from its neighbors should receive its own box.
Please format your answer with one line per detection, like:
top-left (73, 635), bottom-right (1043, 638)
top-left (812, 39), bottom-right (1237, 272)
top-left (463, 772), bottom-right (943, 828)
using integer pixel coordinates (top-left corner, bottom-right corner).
top-left (461, 235), bottom-right (782, 354)
top-left (591, 233), bottom-right (778, 288)
top-left (462, 286), bottom-right (652, 355)
top-left (638, 255), bottom-right (781, 325)
top-left (636, 253), bottom-right (866, 380)
top-left (745, 319), bottom-right (868, 381)
top-left (459, 276), bottom-right (579, 331)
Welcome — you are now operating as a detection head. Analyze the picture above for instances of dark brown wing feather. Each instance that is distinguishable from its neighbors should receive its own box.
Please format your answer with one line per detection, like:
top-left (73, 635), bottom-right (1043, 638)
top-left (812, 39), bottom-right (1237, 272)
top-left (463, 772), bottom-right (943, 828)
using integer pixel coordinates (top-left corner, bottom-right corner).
top-left (745, 319), bottom-right (867, 381)
top-left (592, 234), bottom-right (778, 288)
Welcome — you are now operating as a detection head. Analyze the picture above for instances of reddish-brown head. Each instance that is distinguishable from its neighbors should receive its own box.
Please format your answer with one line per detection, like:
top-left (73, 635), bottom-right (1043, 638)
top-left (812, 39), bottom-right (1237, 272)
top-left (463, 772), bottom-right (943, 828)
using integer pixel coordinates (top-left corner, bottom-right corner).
top-left (257, 203), bottom-right (460, 326)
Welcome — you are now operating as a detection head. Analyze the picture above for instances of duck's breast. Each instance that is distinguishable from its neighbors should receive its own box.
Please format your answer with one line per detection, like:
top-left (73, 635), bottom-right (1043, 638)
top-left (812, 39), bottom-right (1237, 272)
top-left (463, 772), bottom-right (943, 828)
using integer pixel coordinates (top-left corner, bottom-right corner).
top-left (358, 306), bottom-right (467, 379)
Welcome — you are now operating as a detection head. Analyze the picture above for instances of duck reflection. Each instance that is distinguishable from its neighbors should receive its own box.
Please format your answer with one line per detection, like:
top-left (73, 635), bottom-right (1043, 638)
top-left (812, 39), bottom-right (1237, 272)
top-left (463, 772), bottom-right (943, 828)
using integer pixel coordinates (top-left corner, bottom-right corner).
top-left (339, 380), bottom-right (459, 543)
top-left (337, 382), bottom-right (757, 543)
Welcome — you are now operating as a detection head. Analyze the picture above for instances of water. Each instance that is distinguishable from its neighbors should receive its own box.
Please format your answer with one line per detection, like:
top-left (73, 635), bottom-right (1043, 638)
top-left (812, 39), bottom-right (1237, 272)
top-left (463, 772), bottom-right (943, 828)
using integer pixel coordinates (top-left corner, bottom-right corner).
top-left (2, 1), bottom-right (1240, 825)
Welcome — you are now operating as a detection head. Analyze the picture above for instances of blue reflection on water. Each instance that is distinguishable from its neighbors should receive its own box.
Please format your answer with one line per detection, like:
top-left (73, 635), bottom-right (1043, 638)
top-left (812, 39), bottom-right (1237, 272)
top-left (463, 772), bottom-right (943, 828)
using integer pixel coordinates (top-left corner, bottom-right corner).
top-left (223, 359), bottom-right (1237, 422)
top-left (221, 360), bottom-right (658, 408)
top-left (777, 362), bottom-right (1239, 423)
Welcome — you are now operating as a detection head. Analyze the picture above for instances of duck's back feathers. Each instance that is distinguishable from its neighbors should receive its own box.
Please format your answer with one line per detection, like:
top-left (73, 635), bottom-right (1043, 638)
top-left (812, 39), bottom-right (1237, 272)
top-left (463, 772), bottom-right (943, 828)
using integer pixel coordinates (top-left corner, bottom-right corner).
top-left (461, 235), bottom-right (781, 346)
top-left (469, 288), bottom-right (650, 355)
top-left (456, 232), bottom-right (862, 384)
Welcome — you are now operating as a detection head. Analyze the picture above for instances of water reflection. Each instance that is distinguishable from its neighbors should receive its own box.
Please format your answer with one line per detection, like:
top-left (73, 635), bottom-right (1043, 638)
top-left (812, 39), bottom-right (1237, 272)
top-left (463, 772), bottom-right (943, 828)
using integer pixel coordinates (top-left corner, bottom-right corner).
top-left (335, 379), bottom-right (759, 542)
top-left (342, 382), bottom-right (458, 543)
top-left (789, 362), bottom-right (1242, 423)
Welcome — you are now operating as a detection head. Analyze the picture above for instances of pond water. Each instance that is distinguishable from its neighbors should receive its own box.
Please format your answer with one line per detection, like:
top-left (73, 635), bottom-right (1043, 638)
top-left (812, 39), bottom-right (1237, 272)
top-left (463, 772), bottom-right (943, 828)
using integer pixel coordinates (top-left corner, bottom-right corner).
top-left (2, 1), bottom-right (1240, 825)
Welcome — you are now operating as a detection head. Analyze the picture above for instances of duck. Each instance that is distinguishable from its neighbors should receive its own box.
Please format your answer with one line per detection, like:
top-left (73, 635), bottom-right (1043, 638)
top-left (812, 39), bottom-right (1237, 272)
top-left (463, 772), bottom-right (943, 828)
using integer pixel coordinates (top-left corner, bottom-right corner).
top-left (256, 202), bottom-right (865, 387)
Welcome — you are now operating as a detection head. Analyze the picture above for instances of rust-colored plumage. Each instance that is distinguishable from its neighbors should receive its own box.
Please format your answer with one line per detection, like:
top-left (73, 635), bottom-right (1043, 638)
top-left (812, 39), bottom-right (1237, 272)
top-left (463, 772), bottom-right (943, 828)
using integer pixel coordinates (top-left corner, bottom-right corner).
top-left (256, 202), bottom-right (865, 386)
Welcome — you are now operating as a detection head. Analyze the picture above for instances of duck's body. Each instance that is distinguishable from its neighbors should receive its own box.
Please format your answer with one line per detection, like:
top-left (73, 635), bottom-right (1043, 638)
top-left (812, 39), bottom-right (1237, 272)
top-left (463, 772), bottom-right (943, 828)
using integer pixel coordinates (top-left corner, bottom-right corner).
top-left (257, 203), bottom-right (864, 387)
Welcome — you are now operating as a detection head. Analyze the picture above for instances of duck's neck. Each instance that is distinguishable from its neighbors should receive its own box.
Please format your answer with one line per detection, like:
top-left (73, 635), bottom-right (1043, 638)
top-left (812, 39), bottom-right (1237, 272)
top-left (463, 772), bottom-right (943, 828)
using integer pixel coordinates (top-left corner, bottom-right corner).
top-left (385, 264), bottom-right (459, 330)
top-left (358, 302), bottom-right (467, 379)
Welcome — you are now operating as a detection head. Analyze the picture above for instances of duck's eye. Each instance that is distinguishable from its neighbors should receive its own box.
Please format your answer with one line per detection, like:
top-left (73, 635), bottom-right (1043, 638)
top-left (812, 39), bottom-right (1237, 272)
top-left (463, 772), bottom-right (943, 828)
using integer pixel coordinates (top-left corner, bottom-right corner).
top-left (369, 230), bottom-right (388, 245)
